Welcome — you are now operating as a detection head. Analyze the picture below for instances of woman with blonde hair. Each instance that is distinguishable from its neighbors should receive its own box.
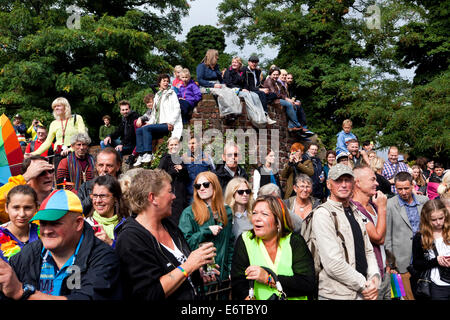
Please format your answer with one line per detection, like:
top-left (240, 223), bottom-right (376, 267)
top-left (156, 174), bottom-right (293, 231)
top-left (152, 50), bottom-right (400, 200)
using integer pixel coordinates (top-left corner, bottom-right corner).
top-left (370, 156), bottom-right (393, 197)
top-left (196, 49), bottom-right (242, 118)
top-left (411, 199), bottom-right (450, 299)
top-left (437, 171), bottom-right (450, 200)
top-left (224, 177), bottom-right (254, 240)
top-left (179, 171), bottom-right (234, 281)
top-left (28, 97), bottom-right (86, 170)
top-left (412, 164), bottom-right (427, 196)
top-left (116, 169), bottom-right (218, 300)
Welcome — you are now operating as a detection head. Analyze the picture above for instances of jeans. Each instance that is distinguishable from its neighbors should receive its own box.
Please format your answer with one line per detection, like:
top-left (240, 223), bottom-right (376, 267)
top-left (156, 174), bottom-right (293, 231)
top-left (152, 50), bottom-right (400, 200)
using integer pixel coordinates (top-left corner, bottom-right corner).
top-left (295, 102), bottom-right (308, 128)
top-left (135, 124), bottom-right (169, 154)
top-left (280, 99), bottom-right (301, 128)
top-left (100, 138), bottom-right (121, 149)
top-left (430, 282), bottom-right (450, 300)
top-left (179, 99), bottom-right (194, 124)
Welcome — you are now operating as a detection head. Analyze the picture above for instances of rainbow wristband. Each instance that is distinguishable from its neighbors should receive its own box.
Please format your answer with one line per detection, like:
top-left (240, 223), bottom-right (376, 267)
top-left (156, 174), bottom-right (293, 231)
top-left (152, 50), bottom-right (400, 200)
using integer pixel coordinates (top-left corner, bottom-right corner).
top-left (177, 266), bottom-right (188, 278)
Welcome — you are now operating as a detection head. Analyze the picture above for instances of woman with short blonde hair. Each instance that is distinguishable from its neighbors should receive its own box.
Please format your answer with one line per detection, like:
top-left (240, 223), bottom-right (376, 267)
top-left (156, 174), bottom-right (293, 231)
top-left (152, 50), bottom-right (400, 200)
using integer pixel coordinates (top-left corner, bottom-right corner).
top-left (29, 97), bottom-right (86, 171)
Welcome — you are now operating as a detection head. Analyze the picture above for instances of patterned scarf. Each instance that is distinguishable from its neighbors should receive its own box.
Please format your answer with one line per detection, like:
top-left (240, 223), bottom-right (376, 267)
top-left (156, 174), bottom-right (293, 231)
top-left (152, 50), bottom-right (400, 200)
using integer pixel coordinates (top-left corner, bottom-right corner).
top-left (67, 152), bottom-right (95, 191)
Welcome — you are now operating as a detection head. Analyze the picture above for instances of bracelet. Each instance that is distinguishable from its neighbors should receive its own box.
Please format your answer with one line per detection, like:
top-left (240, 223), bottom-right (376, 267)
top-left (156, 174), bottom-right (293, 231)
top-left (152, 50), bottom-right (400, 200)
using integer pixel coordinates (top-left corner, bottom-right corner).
top-left (267, 274), bottom-right (272, 285)
top-left (177, 266), bottom-right (188, 278)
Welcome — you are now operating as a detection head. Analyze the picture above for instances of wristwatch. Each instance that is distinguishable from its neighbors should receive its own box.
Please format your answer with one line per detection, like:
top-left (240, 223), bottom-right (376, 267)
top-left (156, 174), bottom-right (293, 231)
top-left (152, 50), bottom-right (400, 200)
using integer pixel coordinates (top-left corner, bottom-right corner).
top-left (20, 283), bottom-right (36, 300)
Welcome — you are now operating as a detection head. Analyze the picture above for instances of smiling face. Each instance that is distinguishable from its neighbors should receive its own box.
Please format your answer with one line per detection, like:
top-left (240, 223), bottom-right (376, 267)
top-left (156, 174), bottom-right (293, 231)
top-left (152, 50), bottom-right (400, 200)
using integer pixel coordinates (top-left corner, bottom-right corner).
top-left (327, 175), bottom-right (354, 202)
top-left (91, 184), bottom-right (115, 218)
top-left (119, 104), bottom-right (130, 117)
top-left (308, 144), bottom-right (318, 157)
top-left (29, 160), bottom-right (54, 196)
top-left (327, 153), bottom-right (336, 166)
top-left (294, 180), bottom-right (313, 201)
top-left (231, 58), bottom-right (241, 70)
top-left (39, 212), bottom-right (84, 255)
top-left (181, 73), bottom-right (190, 85)
top-left (270, 70), bottom-right (280, 81)
top-left (53, 104), bottom-right (65, 117)
top-left (6, 194), bottom-right (37, 230)
top-left (154, 180), bottom-right (175, 217)
top-left (251, 201), bottom-right (278, 240)
top-left (265, 150), bottom-right (275, 166)
top-left (168, 139), bottom-right (180, 155)
top-left (286, 74), bottom-right (294, 84)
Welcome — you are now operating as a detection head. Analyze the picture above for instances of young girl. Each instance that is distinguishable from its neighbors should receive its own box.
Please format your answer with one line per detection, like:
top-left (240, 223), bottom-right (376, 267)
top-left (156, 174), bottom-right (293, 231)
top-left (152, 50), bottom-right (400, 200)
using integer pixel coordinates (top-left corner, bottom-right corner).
top-left (177, 68), bottom-right (202, 124)
top-left (0, 185), bottom-right (40, 262)
top-left (172, 65), bottom-right (184, 90)
top-left (412, 199), bottom-right (450, 300)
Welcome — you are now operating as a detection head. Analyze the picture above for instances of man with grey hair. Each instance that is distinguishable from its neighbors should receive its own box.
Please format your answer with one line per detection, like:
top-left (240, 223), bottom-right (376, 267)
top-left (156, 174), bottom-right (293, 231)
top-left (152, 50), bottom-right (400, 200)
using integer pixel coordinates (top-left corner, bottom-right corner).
top-left (309, 163), bottom-right (380, 300)
top-left (56, 133), bottom-right (95, 194)
top-left (214, 141), bottom-right (249, 192)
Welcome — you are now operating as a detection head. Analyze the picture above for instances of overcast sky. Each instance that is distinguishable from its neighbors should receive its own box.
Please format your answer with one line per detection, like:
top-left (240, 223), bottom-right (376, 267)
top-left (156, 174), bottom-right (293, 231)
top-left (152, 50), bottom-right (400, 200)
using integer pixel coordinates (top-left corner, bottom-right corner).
top-left (178, 0), bottom-right (279, 63)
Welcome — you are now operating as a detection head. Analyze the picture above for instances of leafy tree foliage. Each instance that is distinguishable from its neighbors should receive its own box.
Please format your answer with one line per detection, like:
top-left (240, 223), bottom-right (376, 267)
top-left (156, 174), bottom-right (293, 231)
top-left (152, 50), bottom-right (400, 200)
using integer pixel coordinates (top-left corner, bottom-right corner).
top-left (218, 0), bottom-right (449, 161)
top-left (0, 0), bottom-right (191, 141)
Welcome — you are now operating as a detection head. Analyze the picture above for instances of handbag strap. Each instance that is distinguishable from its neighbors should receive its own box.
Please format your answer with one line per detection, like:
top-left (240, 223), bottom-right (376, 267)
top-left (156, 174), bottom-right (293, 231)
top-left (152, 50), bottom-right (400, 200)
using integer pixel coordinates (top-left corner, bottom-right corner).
top-left (247, 266), bottom-right (287, 299)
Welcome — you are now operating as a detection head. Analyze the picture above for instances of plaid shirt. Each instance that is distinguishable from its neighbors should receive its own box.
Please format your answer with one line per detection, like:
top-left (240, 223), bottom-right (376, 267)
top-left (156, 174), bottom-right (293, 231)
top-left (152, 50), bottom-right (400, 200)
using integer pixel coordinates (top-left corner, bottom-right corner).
top-left (382, 160), bottom-right (409, 193)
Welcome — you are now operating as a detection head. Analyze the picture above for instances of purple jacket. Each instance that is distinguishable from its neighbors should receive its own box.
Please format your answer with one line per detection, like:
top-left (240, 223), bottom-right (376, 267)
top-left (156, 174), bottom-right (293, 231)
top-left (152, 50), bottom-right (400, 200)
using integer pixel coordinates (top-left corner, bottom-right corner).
top-left (177, 80), bottom-right (202, 107)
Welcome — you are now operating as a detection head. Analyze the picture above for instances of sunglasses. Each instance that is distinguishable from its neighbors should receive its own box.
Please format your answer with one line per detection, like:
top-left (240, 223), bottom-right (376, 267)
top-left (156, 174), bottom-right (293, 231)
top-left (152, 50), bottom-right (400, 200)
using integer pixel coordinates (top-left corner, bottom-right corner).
top-left (236, 189), bottom-right (251, 195)
top-left (226, 153), bottom-right (239, 158)
top-left (194, 182), bottom-right (211, 190)
top-left (38, 169), bottom-right (55, 177)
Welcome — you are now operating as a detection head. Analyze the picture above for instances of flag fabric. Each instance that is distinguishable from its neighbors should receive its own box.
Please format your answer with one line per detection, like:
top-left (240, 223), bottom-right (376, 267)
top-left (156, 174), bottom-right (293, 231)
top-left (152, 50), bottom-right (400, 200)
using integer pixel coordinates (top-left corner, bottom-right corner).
top-left (0, 114), bottom-right (24, 186)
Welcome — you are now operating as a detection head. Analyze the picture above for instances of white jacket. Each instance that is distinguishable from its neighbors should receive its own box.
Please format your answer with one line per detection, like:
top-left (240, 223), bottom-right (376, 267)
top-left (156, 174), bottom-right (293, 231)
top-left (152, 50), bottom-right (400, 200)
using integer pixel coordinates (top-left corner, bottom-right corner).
top-left (150, 88), bottom-right (183, 139)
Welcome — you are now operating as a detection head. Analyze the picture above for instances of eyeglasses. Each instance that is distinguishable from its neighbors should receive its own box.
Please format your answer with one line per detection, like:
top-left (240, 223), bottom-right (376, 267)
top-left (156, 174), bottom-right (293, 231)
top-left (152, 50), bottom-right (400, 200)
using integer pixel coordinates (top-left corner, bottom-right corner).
top-left (194, 182), bottom-right (211, 190)
top-left (38, 169), bottom-right (54, 177)
top-left (236, 189), bottom-right (251, 195)
top-left (90, 194), bottom-right (112, 200)
top-left (226, 153), bottom-right (239, 158)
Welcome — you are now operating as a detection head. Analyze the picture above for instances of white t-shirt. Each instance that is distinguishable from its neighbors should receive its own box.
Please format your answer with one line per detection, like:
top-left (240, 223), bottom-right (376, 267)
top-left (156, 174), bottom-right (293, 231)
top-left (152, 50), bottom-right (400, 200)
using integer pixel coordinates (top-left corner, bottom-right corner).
top-left (428, 237), bottom-right (450, 286)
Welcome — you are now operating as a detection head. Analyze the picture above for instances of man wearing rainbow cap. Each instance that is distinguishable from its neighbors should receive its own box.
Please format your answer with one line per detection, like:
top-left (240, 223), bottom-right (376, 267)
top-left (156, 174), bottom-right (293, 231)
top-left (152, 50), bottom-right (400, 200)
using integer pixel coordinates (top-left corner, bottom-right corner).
top-left (0, 189), bottom-right (122, 300)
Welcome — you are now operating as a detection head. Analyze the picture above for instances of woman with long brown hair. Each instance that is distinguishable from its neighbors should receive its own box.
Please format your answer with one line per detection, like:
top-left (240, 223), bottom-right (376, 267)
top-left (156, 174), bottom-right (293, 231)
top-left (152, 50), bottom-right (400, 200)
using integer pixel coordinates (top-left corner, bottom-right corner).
top-left (179, 171), bottom-right (234, 281)
top-left (412, 199), bottom-right (450, 300)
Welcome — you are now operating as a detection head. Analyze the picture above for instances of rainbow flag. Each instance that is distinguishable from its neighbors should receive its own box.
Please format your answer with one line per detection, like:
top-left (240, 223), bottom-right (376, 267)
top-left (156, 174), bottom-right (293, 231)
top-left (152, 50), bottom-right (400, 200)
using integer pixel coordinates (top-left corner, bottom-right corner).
top-left (0, 114), bottom-right (24, 186)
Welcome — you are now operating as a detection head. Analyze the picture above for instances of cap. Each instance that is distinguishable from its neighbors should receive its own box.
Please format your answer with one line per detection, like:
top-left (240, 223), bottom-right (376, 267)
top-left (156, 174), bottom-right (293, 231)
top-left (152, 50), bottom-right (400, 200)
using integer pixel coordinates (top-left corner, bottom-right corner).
top-left (336, 151), bottom-right (350, 162)
top-left (248, 55), bottom-right (259, 62)
top-left (30, 189), bottom-right (83, 222)
top-left (328, 163), bottom-right (354, 180)
top-left (14, 114), bottom-right (22, 119)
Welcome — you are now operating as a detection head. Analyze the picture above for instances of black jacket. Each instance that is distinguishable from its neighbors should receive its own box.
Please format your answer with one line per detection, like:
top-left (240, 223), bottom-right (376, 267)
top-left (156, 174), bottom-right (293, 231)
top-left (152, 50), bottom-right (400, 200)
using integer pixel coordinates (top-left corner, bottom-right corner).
top-left (108, 111), bottom-right (139, 148)
top-left (241, 67), bottom-right (263, 92)
top-left (78, 179), bottom-right (94, 215)
top-left (7, 222), bottom-right (122, 300)
top-left (303, 153), bottom-right (325, 200)
top-left (223, 67), bottom-right (244, 89)
top-left (158, 153), bottom-right (190, 225)
top-left (214, 164), bottom-right (249, 192)
top-left (115, 216), bottom-right (204, 300)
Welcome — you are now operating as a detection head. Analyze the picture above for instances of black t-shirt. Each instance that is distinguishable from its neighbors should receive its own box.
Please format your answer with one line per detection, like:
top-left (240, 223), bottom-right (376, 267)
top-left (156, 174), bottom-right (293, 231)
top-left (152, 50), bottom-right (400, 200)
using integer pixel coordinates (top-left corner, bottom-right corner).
top-left (343, 206), bottom-right (368, 278)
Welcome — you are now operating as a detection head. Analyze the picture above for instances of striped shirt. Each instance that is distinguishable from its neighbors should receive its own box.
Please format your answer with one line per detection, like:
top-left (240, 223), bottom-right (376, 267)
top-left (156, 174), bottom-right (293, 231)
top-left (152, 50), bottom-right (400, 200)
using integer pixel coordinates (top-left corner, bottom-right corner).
top-left (382, 160), bottom-right (409, 193)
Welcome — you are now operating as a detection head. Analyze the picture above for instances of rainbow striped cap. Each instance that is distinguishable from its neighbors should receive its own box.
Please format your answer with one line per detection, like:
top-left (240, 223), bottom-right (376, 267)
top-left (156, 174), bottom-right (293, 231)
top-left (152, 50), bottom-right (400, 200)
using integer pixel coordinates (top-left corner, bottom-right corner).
top-left (30, 189), bottom-right (83, 222)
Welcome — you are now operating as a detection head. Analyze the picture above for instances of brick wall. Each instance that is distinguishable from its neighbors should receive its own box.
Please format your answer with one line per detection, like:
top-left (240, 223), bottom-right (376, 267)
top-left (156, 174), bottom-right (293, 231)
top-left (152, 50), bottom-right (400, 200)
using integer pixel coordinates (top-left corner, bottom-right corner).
top-left (189, 94), bottom-right (317, 172)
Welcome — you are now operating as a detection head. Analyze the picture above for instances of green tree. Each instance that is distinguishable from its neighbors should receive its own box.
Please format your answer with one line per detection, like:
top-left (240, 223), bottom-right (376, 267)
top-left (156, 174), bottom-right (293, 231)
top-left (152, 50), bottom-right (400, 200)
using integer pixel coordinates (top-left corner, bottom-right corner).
top-left (0, 0), bottom-right (191, 141)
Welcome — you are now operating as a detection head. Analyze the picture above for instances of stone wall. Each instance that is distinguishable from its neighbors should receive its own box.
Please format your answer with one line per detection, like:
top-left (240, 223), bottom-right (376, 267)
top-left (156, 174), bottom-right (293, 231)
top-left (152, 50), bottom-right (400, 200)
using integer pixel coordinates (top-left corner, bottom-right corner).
top-left (189, 94), bottom-right (316, 171)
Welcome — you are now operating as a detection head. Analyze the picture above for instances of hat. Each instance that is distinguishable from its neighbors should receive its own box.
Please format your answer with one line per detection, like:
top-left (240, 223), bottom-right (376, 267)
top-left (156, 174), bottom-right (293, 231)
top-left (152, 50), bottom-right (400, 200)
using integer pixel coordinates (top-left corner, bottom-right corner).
top-left (336, 151), bottom-right (350, 162)
top-left (248, 55), bottom-right (259, 62)
top-left (14, 114), bottom-right (22, 119)
top-left (30, 189), bottom-right (83, 222)
top-left (328, 163), bottom-right (354, 181)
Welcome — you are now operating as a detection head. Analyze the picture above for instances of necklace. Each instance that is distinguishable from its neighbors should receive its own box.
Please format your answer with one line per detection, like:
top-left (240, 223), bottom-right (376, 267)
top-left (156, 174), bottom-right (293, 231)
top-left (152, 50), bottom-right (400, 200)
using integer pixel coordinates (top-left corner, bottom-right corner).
top-left (296, 199), bottom-right (311, 212)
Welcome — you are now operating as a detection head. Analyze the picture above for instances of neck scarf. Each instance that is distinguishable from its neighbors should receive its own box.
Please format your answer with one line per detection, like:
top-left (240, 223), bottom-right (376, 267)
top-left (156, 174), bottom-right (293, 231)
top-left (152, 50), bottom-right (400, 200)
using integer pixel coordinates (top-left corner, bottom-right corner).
top-left (92, 211), bottom-right (119, 240)
top-left (67, 152), bottom-right (95, 191)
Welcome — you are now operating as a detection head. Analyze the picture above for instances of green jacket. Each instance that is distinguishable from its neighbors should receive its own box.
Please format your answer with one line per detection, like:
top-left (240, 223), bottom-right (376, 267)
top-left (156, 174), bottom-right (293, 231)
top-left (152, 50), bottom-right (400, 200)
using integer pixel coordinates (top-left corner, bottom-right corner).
top-left (99, 124), bottom-right (117, 140)
top-left (179, 204), bottom-right (234, 280)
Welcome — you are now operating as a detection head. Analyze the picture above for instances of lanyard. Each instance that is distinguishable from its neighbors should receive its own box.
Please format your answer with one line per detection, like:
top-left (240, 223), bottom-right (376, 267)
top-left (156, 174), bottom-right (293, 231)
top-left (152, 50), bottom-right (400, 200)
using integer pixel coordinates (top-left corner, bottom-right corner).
top-left (61, 118), bottom-right (69, 144)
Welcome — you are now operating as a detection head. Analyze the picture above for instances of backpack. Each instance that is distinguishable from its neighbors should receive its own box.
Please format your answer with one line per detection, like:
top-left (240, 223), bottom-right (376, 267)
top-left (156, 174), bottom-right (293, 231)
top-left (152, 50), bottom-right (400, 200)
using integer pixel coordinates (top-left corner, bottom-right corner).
top-left (302, 201), bottom-right (349, 279)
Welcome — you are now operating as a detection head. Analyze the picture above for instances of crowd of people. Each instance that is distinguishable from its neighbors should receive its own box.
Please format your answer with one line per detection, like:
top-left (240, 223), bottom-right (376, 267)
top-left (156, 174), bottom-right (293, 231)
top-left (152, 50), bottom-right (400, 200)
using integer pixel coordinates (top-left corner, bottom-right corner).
top-left (3, 51), bottom-right (449, 301)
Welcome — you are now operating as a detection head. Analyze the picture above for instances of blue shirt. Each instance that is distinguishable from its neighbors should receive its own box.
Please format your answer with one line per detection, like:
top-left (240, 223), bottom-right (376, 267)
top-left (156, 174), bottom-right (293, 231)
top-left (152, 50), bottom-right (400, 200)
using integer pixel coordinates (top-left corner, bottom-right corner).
top-left (39, 234), bottom-right (84, 296)
top-left (336, 130), bottom-right (357, 155)
top-left (397, 194), bottom-right (420, 234)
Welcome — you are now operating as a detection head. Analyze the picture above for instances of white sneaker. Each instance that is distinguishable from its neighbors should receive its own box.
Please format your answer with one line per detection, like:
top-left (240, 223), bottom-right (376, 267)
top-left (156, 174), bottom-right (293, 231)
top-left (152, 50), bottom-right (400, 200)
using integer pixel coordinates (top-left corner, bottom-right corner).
top-left (266, 114), bottom-right (276, 125)
top-left (134, 155), bottom-right (144, 167)
top-left (142, 153), bottom-right (153, 163)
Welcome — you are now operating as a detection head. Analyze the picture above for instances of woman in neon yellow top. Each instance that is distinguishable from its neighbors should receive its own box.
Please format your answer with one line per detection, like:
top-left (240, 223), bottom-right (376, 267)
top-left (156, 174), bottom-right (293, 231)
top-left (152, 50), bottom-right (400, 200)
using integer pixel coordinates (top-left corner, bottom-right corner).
top-left (230, 195), bottom-right (316, 300)
top-left (29, 97), bottom-right (86, 157)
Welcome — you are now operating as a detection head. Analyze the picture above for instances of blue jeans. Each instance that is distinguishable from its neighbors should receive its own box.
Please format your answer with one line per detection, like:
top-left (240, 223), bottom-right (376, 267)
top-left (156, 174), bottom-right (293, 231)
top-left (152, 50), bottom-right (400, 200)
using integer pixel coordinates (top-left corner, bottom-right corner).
top-left (135, 124), bottom-right (169, 154)
top-left (280, 99), bottom-right (301, 128)
top-left (100, 138), bottom-right (121, 149)
top-left (179, 99), bottom-right (194, 124)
